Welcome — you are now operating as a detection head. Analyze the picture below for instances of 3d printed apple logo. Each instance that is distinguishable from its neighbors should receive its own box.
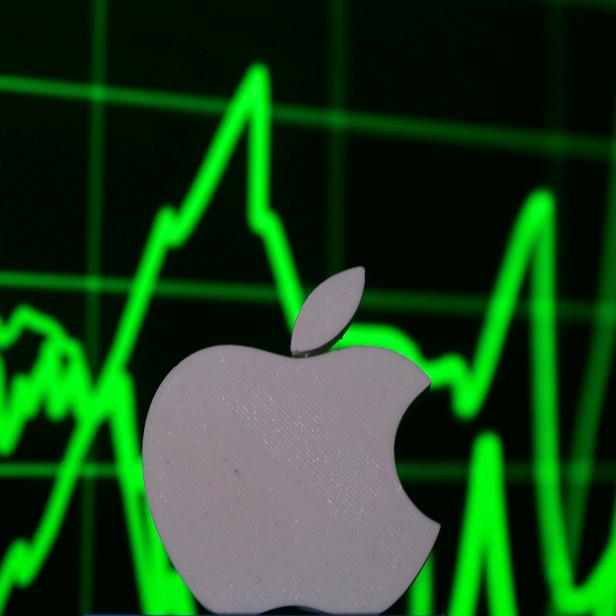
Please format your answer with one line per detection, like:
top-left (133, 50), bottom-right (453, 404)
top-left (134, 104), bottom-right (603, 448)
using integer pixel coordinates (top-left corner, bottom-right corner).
top-left (142, 267), bottom-right (440, 614)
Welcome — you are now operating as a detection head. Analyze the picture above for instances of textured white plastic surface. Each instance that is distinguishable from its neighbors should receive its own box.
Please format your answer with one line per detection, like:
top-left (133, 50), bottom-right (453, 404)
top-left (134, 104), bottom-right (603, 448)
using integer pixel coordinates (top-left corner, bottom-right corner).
top-left (291, 266), bottom-right (365, 357)
top-left (142, 269), bottom-right (440, 614)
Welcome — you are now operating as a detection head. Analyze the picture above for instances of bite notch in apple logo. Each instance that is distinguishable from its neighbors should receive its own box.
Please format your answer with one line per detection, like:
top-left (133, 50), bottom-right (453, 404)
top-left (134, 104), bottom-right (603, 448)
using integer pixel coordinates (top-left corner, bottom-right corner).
top-left (142, 266), bottom-right (440, 614)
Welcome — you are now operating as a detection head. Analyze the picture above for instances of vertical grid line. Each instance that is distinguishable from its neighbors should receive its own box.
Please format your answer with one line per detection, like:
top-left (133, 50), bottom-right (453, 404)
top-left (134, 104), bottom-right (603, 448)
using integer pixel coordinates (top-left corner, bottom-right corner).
top-left (326, 0), bottom-right (348, 275)
top-left (81, 0), bottom-right (107, 612)
top-left (547, 1), bottom-right (566, 188)
top-left (564, 101), bottom-right (616, 604)
top-left (544, 5), bottom-right (566, 615)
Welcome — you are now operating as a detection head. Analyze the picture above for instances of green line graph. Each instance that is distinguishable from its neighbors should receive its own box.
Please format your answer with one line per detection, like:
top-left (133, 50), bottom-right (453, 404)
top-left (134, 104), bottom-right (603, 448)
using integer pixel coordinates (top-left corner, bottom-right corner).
top-left (1, 62), bottom-right (615, 615)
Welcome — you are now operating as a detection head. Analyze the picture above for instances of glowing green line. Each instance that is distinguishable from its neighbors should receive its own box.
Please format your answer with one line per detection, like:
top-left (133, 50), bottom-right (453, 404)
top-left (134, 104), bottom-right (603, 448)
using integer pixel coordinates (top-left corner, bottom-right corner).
top-left (1, 64), bottom-right (615, 615)
top-left (340, 191), bottom-right (616, 613)
top-left (448, 433), bottom-right (518, 616)
top-left (325, 0), bottom-right (348, 274)
top-left (3, 459), bottom-right (616, 482)
top-left (565, 121), bottom-right (616, 572)
top-left (551, 0), bottom-right (616, 8)
top-left (398, 460), bottom-right (616, 483)
top-left (0, 271), bottom-right (280, 303)
top-left (0, 73), bottom-right (610, 159)
top-left (0, 462), bottom-right (117, 479)
top-left (1, 270), bottom-right (615, 322)
top-left (408, 553), bottom-right (434, 614)
top-left (81, 0), bottom-right (107, 609)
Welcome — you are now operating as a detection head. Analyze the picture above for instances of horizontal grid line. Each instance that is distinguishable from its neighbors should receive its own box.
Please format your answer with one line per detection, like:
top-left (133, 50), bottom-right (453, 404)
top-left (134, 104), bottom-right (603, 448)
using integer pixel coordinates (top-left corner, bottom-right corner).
top-left (544, 0), bottom-right (616, 9)
top-left (0, 73), bottom-right (611, 159)
top-left (0, 269), bottom-right (613, 322)
top-left (1, 460), bottom-right (616, 483)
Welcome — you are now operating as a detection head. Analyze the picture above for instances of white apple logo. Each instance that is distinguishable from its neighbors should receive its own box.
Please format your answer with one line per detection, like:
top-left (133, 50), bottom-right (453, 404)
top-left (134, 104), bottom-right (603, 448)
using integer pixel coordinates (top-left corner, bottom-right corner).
top-left (142, 266), bottom-right (439, 614)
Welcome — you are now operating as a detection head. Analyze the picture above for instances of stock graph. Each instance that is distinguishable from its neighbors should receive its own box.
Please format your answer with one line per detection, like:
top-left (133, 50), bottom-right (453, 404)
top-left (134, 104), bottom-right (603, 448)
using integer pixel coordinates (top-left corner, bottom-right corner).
top-left (1, 1), bottom-right (615, 615)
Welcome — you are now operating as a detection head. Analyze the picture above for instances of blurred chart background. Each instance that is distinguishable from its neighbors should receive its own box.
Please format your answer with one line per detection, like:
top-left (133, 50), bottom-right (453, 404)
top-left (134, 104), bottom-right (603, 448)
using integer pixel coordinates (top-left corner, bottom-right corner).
top-left (1, 1), bottom-right (615, 614)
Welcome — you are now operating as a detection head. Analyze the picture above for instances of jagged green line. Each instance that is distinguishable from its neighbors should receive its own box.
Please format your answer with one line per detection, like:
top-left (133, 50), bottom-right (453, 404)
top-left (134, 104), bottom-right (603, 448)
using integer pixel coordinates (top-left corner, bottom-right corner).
top-left (0, 64), bottom-right (614, 615)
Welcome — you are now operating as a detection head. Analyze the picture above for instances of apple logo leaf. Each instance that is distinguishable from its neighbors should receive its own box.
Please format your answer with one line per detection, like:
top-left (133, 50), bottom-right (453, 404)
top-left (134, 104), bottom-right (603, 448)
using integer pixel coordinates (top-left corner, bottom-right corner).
top-left (291, 266), bottom-right (365, 357)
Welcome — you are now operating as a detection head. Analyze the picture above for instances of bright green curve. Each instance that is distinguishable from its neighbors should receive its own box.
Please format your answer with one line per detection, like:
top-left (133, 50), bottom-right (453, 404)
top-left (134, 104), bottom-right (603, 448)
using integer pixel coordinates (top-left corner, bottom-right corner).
top-left (0, 64), bottom-right (614, 615)
top-left (448, 432), bottom-right (518, 616)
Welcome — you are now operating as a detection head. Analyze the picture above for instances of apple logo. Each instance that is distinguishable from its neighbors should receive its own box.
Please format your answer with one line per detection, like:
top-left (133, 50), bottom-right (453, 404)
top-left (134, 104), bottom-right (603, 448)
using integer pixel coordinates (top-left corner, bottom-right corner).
top-left (142, 266), bottom-right (440, 614)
